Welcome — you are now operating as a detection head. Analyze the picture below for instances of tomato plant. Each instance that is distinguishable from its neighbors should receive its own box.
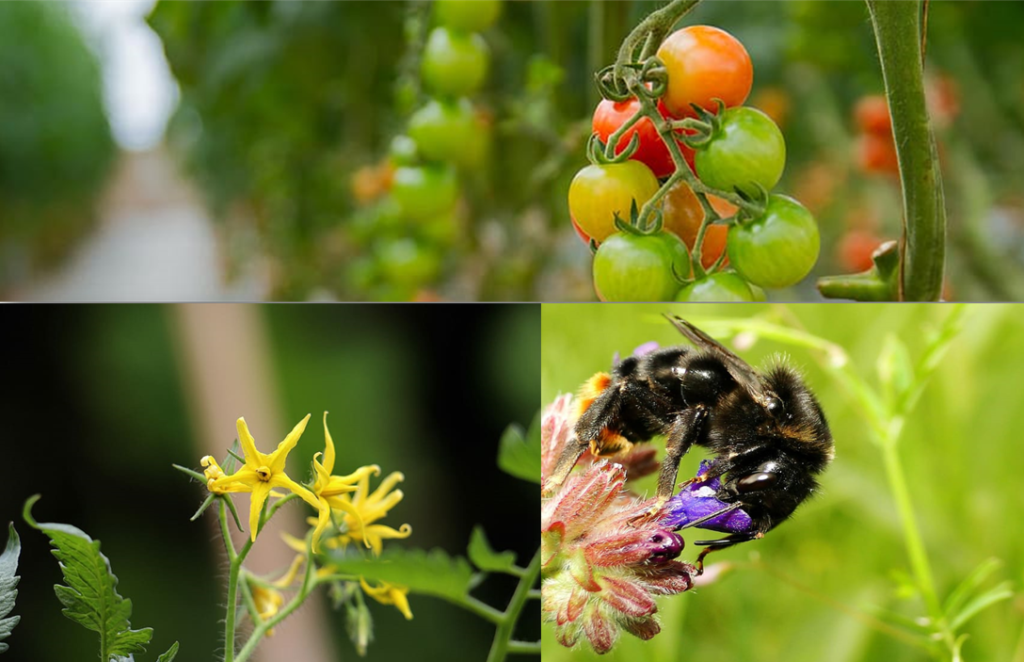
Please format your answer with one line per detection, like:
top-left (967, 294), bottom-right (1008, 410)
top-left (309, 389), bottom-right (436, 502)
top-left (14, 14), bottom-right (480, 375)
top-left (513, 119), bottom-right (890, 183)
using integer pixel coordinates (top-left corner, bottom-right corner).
top-left (727, 195), bottom-right (819, 288)
top-left (695, 106), bottom-right (786, 198)
top-left (391, 164), bottom-right (459, 221)
top-left (657, 25), bottom-right (753, 119)
top-left (592, 231), bottom-right (688, 301)
top-left (675, 271), bottom-right (757, 301)
top-left (421, 27), bottom-right (489, 98)
top-left (661, 182), bottom-right (733, 268)
top-left (434, 0), bottom-right (502, 32)
top-left (377, 237), bottom-right (443, 286)
top-left (408, 98), bottom-right (485, 167)
top-left (568, 161), bottom-right (659, 242)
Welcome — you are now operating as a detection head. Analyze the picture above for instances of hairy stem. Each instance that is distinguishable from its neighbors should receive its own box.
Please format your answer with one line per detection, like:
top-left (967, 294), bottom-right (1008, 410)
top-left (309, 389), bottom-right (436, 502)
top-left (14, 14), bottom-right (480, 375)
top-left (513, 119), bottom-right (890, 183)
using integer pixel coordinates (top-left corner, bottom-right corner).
top-left (485, 547), bottom-right (542, 662)
top-left (866, 0), bottom-right (946, 301)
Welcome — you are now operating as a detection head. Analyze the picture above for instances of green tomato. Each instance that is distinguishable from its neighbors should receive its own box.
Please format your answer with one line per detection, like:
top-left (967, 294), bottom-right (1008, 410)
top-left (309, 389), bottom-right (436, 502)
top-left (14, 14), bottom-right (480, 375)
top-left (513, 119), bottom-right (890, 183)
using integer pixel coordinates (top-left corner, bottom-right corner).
top-left (421, 27), bottom-right (489, 98)
top-left (418, 213), bottom-right (461, 248)
top-left (391, 164), bottom-right (458, 221)
top-left (695, 106), bottom-right (786, 197)
top-left (592, 231), bottom-right (688, 302)
top-left (377, 238), bottom-right (443, 287)
top-left (434, 0), bottom-right (502, 32)
top-left (388, 135), bottom-right (419, 167)
top-left (727, 194), bottom-right (820, 288)
top-left (675, 272), bottom-right (756, 301)
top-left (568, 161), bottom-right (660, 243)
top-left (407, 98), bottom-right (485, 167)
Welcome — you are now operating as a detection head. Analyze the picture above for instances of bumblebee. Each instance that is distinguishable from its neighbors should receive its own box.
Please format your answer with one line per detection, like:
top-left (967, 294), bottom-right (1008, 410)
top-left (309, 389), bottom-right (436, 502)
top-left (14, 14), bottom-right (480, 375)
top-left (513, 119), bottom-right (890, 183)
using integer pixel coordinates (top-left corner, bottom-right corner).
top-left (548, 315), bottom-right (834, 568)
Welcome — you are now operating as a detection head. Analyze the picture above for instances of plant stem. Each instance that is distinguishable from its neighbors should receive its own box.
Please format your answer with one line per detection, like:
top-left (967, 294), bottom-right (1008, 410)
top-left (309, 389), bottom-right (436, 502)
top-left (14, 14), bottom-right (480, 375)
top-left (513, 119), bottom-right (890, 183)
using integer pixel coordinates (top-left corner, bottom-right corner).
top-left (866, 0), bottom-right (946, 301)
top-left (613, 0), bottom-right (699, 81)
top-left (485, 547), bottom-right (542, 662)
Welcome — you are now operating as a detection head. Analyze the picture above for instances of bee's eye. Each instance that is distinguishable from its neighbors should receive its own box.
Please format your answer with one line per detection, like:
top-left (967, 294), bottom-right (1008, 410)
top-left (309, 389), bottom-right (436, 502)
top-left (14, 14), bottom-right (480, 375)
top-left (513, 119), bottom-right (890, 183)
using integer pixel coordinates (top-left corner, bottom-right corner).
top-left (736, 472), bottom-right (778, 494)
top-left (765, 396), bottom-right (784, 417)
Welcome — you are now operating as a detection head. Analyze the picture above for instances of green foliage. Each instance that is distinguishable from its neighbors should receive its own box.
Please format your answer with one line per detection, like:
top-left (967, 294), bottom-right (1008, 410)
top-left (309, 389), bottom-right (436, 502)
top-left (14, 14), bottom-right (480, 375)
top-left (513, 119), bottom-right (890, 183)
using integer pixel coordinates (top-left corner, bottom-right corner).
top-left (22, 496), bottom-right (174, 662)
top-left (467, 527), bottom-right (516, 574)
top-left (498, 410), bottom-right (542, 484)
top-left (0, 524), bottom-right (21, 654)
top-left (0, 1), bottom-right (115, 276)
top-left (325, 548), bottom-right (475, 603)
top-left (155, 642), bottom-right (179, 662)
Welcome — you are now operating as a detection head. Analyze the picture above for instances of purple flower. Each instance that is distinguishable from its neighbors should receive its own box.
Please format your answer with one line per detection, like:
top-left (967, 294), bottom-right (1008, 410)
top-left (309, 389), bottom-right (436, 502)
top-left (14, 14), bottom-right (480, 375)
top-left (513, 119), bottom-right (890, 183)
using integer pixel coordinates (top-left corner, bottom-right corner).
top-left (612, 341), bottom-right (661, 367)
top-left (662, 461), bottom-right (753, 534)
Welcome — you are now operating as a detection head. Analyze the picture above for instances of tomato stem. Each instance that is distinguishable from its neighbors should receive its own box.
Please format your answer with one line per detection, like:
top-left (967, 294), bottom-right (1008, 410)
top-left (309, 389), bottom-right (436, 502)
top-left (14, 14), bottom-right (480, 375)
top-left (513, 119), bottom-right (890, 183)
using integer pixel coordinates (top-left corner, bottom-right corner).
top-left (865, 0), bottom-right (946, 301)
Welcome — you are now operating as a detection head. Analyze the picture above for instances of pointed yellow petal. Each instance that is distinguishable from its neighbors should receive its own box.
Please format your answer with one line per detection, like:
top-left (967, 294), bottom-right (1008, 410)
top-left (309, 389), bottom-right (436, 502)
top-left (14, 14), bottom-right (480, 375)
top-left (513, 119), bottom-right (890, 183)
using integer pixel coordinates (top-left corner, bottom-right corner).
top-left (269, 414), bottom-right (311, 473)
top-left (390, 587), bottom-right (413, 620)
top-left (281, 532), bottom-right (307, 554)
top-left (236, 418), bottom-right (265, 469)
top-left (326, 496), bottom-right (368, 545)
top-left (322, 412), bottom-right (335, 475)
top-left (366, 472), bottom-right (405, 505)
top-left (269, 473), bottom-right (322, 511)
top-left (271, 554), bottom-right (306, 588)
top-left (366, 523), bottom-right (412, 542)
top-left (309, 497), bottom-right (332, 553)
top-left (249, 482), bottom-right (273, 542)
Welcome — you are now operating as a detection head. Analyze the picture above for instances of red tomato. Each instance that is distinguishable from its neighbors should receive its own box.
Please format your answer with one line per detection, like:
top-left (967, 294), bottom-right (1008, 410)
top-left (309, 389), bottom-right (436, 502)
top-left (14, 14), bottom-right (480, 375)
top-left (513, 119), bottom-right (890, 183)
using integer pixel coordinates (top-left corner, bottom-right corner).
top-left (854, 95), bottom-right (891, 136)
top-left (593, 98), bottom-right (677, 178)
top-left (657, 25), bottom-right (753, 119)
top-left (837, 230), bottom-right (884, 273)
top-left (856, 132), bottom-right (899, 175)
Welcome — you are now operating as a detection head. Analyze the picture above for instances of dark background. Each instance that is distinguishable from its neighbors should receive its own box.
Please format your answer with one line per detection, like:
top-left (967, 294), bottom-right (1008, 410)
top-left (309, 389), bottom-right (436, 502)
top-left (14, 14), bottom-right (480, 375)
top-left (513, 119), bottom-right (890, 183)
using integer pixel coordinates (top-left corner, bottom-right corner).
top-left (0, 304), bottom-right (539, 661)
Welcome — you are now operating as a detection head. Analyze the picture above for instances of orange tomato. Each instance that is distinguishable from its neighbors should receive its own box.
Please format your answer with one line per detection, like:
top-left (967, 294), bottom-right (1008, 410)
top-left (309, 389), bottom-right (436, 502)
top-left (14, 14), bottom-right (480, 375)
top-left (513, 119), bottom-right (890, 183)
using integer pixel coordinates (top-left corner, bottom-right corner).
top-left (657, 25), bottom-right (753, 119)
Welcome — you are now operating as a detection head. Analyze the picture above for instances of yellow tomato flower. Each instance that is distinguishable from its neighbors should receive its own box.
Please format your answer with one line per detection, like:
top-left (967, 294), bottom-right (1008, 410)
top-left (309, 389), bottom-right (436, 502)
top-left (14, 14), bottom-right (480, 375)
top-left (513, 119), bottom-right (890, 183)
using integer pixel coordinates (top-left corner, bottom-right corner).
top-left (207, 415), bottom-right (321, 541)
top-left (309, 413), bottom-right (380, 552)
top-left (309, 467), bottom-right (412, 556)
top-left (249, 582), bottom-right (284, 636)
top-left (360, 578), bottom-right (413, 620)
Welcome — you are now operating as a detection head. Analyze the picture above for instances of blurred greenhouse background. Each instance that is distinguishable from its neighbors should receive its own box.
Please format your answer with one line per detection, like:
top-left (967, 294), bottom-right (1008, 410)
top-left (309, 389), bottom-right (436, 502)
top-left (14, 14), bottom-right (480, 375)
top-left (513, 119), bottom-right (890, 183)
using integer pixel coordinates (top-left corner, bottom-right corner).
top-left (2, 1), bottom-right (1024, 301)
top-left (541, 304), bottom-right (1024, 661)
top-left (0, 304), bottom-right (539, 661)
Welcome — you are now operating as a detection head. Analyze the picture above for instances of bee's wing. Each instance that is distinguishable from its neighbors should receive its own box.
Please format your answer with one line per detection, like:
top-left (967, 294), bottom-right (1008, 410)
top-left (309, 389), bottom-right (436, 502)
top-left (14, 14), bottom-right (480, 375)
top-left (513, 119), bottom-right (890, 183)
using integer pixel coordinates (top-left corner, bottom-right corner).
top-left (665, 315), bottom-right (770, 404)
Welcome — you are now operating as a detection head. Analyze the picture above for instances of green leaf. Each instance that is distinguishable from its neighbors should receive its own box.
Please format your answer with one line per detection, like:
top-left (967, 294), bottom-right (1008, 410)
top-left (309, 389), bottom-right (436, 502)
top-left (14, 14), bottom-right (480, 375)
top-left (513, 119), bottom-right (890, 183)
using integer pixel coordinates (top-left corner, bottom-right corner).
top-left (943, 557), bottom-right (1002, 618)
top-left (23, 496), bottom-right (153, 662)
top-left (156, 641), bottom-right (179, 662)
top-left (467, 527), bottom-right (516, 574)
top-left (949, 580), bottom-right (1014, 631)
top-left (498, 409), bottom-right (541, 484)
top-left (0, 524), bottom-right (21, 654)
top-left (323, 548), bottom-right (475, 603)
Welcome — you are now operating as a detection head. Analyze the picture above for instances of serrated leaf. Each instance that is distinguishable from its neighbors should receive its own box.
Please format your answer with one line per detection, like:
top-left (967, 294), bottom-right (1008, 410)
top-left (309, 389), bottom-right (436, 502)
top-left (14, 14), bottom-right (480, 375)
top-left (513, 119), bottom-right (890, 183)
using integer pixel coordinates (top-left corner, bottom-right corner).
top-left (23, 497), bottom-right (153, 661)
top-left (324, 548), bottom-right (475, 603)
top-left (0, 524), bottom-right (21, 654)
top-left (949, 580), bottom-right (1014, 631)
top-left (943, 557), bottom-right (1002, 618)
top-left (498, 409), bottom-right (541, 484)
top-left (156, 641), bottom-right (179, 662)
top-left (467, 527), bottom-right (516, 573)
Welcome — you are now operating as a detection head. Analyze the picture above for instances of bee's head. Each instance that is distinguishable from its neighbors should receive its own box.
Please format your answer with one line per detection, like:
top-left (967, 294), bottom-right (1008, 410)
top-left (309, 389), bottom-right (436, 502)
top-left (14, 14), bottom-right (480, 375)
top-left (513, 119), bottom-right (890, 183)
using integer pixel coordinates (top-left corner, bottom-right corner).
top-left (761, 361), bottom-right (834, 463)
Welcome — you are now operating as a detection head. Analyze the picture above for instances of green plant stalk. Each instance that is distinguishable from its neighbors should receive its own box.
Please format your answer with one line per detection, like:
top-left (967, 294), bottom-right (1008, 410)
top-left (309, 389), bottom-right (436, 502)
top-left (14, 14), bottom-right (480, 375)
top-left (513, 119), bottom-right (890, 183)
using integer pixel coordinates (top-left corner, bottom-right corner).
top-left (865, 0), bottom-right (946, 301)
top-left (612, 0), bottom-right (699, 83)
top-left (485, 546), bottom-right (542, 662)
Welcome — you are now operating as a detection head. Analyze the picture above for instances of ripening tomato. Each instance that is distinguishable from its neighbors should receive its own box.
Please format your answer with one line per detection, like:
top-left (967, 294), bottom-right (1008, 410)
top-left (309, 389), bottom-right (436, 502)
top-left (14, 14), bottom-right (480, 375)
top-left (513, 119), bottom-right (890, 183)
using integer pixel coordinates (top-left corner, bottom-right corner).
top-left (592, 97), bottom-right (678, 178)
top-left (660, 182), bottom-right (731, 269)
top-left (695, 107), bottom-right (786, 198)
top-left (592, 231), bottom-right (688, 301)
top-left (856, 132), bottom-right (899, 175)
top-left (727, 195), bottom-right (819, 288)
top-left (675, 272), bottom-right (756, 301)
top-left (854, 95), bottom-right (891, 135)
top-left (391, 164), bottom-right (459, 221)
top-left (377, 238), bottom-right (443, 286)
top-left (408, 98), bottom-right (485, 167)
top-left (571, 216), bottom-right (594, 246)
top-left (657, 25), bottom-right (753, 119)
top-left (421, 27), bottom-right (489, 97)
top-left (568, 161), bottom-right (659, 242)
top-left (434, 0), bottom-right (502, 32)
top-left (837, 230), bottom-right (884, 273)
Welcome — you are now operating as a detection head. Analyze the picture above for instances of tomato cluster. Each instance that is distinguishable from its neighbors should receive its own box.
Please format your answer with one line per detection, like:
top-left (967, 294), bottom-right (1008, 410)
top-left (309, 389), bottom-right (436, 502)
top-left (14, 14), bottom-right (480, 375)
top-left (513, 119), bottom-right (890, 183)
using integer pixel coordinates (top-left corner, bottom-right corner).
top-left (568, 25), bottom-right (821, 301)
top-left (345, 0), bottom-right (501, 300)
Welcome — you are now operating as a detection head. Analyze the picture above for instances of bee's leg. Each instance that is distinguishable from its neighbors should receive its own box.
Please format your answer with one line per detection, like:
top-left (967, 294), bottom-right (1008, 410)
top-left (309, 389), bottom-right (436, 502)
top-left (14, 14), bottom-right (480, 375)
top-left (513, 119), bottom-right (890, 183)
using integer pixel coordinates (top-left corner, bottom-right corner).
top-left (656, 405), bottom-right (709, 502)
top-left (546, 388), bottom-right (622, 491)
top-left (693, 531), bottom-right (762, 574)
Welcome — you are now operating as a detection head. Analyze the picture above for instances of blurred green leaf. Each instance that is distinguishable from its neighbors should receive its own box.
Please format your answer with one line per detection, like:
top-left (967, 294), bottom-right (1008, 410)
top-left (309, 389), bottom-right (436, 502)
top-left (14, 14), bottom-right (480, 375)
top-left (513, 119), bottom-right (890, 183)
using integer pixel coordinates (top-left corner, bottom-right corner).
top-left (467, 526), bottom-right (516, 573)
top-left (948, 581), bottom-right (1014, 631)
top-left (0, 524), bottom-right (21, 654)
top-left (943, 557), bottom-right (1003, 618)
top-left (324, 548), bottom-right (475, 603)
top-left (497, 409), bottom-right (542, 484)
top-left (23, 496), bottom-right (153, 661)
top-left (876, 334), bottom-right (913, 415)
